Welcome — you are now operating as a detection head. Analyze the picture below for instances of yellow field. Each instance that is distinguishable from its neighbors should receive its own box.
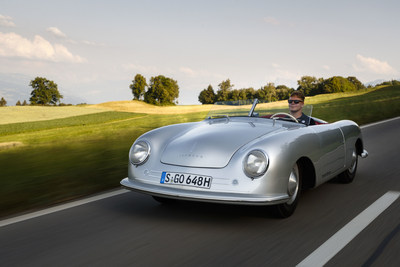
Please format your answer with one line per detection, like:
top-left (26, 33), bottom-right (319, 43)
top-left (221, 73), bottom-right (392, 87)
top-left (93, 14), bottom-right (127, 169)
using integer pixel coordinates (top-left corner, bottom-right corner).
top-left (92, 100), bottom-right (213, 114)
top-left (0, 105), bottom-right (109, 125)
top-left (0, 101), bottom-right (213, 125)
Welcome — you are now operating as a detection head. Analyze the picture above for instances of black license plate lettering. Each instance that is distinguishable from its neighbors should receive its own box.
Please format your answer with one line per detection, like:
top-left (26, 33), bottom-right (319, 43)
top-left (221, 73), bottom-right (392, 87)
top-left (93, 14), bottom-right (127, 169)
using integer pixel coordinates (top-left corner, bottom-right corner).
top-left (161, 172), bottom-right (212, 189)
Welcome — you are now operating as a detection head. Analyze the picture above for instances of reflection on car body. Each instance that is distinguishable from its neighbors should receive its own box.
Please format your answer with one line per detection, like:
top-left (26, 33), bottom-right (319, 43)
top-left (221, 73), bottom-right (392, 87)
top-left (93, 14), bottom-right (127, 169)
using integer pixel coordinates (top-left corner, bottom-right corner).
top-left (121, 99), bottom-right (368, 217)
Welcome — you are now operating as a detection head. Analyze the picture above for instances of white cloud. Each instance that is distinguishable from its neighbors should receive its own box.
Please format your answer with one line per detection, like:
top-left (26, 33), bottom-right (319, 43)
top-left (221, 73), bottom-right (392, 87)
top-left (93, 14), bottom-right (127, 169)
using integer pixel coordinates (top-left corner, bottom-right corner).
top-left (0, 32), bottom-right (86, 63)
top-left (46, 27), bottom-right (104, 47)
top-left (354, 54), bottom-right (397, 75)
top-left (0, 15), bottom-right (15, 27)
top-left (46, 27), bottom-right (67, 38)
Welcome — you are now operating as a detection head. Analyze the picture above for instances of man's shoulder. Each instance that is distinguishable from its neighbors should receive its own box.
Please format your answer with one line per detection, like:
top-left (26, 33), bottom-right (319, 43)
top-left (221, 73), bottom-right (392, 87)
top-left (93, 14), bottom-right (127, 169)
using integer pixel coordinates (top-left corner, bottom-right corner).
top-left (298, 113), bottom-right (315, 125)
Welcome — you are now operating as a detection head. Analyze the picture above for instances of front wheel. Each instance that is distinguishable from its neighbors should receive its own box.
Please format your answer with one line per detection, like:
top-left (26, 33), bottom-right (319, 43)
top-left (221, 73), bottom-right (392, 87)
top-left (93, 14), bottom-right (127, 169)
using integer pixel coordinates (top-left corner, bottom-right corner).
top-left (337, 148), bottom-right (358, 183)
top-left (275, 163), bottom-right (302, 218)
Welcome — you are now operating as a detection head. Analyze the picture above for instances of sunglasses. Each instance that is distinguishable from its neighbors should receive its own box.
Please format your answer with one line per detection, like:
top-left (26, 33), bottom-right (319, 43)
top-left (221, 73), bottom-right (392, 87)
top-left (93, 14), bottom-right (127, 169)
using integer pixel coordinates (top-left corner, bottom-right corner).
top-left (288, 100), bottom-right (303, 104)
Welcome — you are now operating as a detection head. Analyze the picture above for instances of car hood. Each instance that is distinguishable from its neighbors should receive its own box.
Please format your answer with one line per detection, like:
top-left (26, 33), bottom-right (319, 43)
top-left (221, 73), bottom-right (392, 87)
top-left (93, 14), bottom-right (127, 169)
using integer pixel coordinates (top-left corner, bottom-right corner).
top-left (160, 120), bottom-right (281, 168)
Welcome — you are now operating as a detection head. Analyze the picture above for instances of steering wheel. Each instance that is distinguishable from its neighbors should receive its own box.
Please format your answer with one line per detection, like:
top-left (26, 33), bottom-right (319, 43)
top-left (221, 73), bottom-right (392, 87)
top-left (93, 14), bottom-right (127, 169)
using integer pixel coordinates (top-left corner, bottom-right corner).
top-left (270, 112), bottom-right (299, 123)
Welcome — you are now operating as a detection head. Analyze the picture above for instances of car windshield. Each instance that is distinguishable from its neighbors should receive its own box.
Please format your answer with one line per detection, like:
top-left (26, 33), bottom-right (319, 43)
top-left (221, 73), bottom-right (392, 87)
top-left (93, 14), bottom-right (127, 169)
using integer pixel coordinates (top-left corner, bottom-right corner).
top-left (206, 99), bottom-right (313, 124)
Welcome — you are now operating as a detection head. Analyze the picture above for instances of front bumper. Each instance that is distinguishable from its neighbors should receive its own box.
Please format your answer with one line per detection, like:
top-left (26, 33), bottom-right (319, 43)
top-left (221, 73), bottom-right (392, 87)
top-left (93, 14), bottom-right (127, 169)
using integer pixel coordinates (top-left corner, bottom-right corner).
top-left (120, 178), bottom-right (290, 206)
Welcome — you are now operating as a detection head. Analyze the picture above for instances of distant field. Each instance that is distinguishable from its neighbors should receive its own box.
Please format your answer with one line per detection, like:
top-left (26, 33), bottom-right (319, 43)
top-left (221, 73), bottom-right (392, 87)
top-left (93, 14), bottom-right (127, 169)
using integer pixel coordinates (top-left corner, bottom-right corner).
top-left (0, 85), bottom-right (399, 218)
top-left (0, 105), bottom-right (109, 125)
top-left (93, 100), bottom-right (212, 114)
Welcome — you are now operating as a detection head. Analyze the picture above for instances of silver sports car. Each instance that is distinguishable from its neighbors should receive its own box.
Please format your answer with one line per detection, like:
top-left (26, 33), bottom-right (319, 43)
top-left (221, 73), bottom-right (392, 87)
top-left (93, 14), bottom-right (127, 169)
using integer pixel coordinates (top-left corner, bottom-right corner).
top-left (121, 99), bottom-right (368, 217)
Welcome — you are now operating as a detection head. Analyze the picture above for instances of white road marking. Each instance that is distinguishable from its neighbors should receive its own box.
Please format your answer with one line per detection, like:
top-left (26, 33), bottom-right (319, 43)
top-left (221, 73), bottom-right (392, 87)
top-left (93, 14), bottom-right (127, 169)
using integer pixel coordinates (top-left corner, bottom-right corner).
top-left (0, 189), bottom-right (128, 228)
top-left (360, 116), bottom-right (400, 129)
top-left (297, 191), bottom-right (400, 267)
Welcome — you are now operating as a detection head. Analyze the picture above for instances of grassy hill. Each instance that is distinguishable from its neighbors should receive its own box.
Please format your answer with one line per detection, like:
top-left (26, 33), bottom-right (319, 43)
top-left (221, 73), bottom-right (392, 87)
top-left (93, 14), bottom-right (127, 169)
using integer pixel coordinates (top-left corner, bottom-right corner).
top-left (0, 85), bottom-right (399, 218)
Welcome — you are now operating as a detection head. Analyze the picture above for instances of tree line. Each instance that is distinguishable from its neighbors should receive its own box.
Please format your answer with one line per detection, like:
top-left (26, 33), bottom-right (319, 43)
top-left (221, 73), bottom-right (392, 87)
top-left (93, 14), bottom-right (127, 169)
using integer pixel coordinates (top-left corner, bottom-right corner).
top-left (198, 75), bottom-right (371, 104)
top-left (128, 74), bottom-right (370, 105)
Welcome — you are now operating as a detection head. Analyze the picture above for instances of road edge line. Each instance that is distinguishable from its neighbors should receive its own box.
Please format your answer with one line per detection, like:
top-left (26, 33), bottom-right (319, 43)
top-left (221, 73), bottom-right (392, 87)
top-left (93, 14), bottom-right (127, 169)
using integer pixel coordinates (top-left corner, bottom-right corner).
top-left (360, 116), bottom-right (400, 129)
top-left (0, 188), bottom-right (128, 228)
top-left (296, 191), bottom-right (400, 267)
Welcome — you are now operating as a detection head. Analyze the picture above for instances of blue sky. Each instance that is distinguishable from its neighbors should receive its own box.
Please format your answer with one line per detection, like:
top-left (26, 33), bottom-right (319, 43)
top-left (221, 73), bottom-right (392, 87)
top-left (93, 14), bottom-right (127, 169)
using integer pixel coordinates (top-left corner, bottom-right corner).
top-left (1, 0), bottom-right (399, 105)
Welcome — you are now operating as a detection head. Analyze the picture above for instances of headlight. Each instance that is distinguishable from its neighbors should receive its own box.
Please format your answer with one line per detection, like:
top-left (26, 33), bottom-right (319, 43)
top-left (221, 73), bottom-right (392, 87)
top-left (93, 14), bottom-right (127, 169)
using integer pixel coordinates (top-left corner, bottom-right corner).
top-left (243, 150), bottom-right (269, 178)
top-left (129, 140), bottom-right (150, 165)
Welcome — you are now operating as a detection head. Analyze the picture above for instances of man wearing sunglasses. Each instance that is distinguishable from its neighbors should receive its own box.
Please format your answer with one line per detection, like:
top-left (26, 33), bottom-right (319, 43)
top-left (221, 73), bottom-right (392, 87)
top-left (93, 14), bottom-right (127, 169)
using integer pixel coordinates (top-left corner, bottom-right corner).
top-left (288, 91), bottom-right (315, 125)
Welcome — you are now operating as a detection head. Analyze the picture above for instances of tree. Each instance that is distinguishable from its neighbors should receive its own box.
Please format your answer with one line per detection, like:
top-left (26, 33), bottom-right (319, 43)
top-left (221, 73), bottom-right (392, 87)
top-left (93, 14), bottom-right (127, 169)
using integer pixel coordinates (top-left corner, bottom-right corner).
top-left (144, 75), bottom-right (179, 105)
top-left (297, 76), bottom-right (322, 96)
top-left (29, 77), bottom-right (63, 105)
top-left (130, 74), bottom-right (147, 100)
top-left (347, 76), bottom-right (365, 90)
top-left (0, 97), bottom-right (6, 107)
top-left (321, 76), bottom-right (356, 94)
top-left (256, 83), bottom-right (276, 102)
top-left (198, 85), bottom-right (216, 104)
top-left (16, 100), bottom-right (21, 106)
top-left (275, 85), bottom-right (293, 100)
top-left (229, 89), bottom-right (241, 101)
top-left (22, 100), bottom-right (28, 106)
top-left (216, 79), bottom-right (234, 102)
top-left (243, 88), bottom-right (257, 100)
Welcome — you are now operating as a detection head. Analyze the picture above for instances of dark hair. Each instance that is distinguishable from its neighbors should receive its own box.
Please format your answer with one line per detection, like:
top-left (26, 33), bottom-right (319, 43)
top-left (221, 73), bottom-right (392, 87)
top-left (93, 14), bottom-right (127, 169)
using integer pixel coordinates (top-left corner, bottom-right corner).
top-left (290, 91), bottom-right (305, 101)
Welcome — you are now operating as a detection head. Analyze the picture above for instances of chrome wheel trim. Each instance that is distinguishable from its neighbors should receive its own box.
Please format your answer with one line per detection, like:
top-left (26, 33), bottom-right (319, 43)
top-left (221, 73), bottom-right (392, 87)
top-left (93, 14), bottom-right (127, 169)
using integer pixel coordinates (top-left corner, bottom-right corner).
top-left (287, 164), bottom-right (299, 205)
top-left (348, 150), bottom-right (357, 174)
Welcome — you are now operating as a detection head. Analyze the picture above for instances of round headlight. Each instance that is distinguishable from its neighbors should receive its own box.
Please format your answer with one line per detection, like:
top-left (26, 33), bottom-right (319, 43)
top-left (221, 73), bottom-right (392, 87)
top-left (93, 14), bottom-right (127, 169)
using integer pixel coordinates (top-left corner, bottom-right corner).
top-left (129, 140), bottom-right (150, 165)
top-left (243, 150), bottom-right (269, 178)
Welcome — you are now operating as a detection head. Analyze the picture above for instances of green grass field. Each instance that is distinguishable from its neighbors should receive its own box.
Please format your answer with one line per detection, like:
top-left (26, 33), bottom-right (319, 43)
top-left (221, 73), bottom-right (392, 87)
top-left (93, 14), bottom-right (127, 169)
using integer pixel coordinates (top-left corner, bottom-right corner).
top-left (0, 85), bottom-right (399, 218)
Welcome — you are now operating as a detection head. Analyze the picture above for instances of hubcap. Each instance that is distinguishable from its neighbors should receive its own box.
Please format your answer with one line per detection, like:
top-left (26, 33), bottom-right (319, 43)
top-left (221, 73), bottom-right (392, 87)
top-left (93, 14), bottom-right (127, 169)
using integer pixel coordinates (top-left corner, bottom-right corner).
top-left (348, 150), bottom-right (357, 174)
top-left (287, 165), bottom-right (299, 204)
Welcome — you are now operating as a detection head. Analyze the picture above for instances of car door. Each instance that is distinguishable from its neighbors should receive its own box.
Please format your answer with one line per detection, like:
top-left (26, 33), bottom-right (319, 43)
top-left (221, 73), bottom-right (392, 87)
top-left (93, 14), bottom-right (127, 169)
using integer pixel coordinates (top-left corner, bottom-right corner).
top-left (312, 123), bottom-right (346, 183)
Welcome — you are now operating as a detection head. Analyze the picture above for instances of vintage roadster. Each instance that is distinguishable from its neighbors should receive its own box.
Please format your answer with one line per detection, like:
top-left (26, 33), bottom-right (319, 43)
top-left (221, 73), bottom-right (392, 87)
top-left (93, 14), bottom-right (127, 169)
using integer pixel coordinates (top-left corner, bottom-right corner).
top-left (121, 99), bottom-right (368, 217)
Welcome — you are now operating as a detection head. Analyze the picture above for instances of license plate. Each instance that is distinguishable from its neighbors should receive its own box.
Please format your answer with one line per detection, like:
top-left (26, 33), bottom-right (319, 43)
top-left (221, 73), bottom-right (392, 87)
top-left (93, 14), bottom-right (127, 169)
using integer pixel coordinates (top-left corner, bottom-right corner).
top-left (160, 171), bottom-right (212, 189)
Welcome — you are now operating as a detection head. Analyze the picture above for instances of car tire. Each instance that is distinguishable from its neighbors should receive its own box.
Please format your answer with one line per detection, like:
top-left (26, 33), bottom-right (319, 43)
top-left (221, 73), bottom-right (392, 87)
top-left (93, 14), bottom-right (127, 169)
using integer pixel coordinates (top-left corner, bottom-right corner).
top-left (337, 148), bottom-right (358, 184)
top-left (275, 163), bottom-right (302, 218)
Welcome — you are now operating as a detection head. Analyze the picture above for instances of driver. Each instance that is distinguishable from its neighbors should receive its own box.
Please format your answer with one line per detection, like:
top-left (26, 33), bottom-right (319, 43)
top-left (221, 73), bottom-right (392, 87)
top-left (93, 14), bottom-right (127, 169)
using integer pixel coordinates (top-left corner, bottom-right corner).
top-left (288, 91), bottom-right (315, 125)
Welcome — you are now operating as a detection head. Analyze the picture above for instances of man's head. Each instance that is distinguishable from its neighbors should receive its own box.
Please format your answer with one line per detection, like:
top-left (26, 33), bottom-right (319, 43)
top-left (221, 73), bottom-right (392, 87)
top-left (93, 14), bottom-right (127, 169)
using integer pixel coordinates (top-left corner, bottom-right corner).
top-left (288, 91), bottom-right (305, 115)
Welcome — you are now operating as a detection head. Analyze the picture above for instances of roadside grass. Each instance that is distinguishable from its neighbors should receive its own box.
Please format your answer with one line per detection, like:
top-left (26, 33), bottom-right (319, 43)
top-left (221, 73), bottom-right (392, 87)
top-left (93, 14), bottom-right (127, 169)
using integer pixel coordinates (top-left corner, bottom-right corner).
top-left (0, 111), bottom-right (145, 136)
top-left (0, 85), bottom-right (399, 218)
top-left (0, 111), bottom-right (207, 217)
top-left (310, 85), bottom-right (400, 124)
top-left (0, 137), bottom-right (132, 216)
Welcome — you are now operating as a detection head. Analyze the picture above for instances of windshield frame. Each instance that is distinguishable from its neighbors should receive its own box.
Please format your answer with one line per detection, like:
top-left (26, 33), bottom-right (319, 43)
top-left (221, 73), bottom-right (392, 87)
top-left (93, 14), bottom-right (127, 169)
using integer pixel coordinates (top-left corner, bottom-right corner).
top-left (206, 99), bottom-right (313, 123)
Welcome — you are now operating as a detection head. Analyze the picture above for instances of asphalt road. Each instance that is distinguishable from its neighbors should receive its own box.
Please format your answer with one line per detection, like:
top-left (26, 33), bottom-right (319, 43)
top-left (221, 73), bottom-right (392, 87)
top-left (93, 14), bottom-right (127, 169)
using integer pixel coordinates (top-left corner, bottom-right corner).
top-left (1, 117), bottom-right (400, 266)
